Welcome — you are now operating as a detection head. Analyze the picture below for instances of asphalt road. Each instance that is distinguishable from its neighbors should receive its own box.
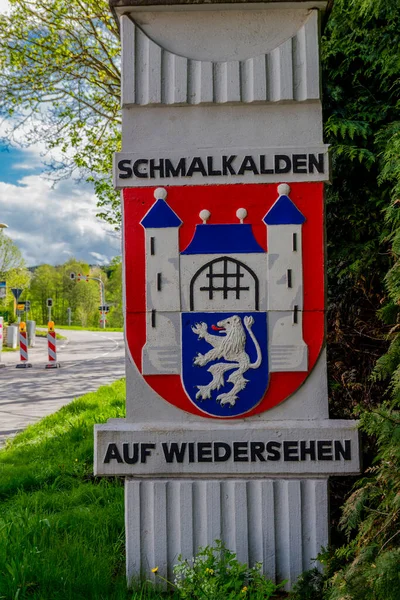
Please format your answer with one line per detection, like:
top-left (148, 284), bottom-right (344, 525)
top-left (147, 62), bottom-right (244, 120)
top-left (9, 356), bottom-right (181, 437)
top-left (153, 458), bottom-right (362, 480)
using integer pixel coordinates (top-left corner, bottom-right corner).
top-left (0, 329), bottom-right (125, 446)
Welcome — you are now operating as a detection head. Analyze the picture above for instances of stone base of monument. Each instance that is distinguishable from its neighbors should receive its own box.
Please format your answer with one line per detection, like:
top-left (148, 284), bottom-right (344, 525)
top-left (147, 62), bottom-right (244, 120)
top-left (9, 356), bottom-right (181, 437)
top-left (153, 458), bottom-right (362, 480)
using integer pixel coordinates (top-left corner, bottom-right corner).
top-left (125, 477), bottom-right (328, 590)
top-left (95, 419), bottom-right (359, 588)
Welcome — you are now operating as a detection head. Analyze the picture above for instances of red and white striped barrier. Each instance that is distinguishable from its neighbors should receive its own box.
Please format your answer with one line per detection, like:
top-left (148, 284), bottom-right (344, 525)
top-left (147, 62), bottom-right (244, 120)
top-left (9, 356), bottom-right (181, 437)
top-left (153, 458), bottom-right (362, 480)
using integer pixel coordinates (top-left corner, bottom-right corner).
top-left (46, 321), bottom-right (60, 369)
top-left (16, 322), bottom-right (32, 369)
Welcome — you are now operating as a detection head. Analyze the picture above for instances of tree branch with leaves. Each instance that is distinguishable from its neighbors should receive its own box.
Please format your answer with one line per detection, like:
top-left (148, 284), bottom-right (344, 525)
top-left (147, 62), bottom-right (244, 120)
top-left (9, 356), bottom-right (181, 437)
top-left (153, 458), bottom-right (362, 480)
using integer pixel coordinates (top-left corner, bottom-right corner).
top-left (0, 0), bottom-right (122, 227)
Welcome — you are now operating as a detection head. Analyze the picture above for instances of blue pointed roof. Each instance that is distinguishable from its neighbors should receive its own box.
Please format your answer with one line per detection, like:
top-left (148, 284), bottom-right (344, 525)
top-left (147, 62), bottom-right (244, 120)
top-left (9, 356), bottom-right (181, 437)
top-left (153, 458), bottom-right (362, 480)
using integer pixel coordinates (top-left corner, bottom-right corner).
top-left (263, 195), bottom-right (305, 225)
top-left (141, 199), bottom-right (182, 228)
top-left (181, 224), bottom-right (265, 255)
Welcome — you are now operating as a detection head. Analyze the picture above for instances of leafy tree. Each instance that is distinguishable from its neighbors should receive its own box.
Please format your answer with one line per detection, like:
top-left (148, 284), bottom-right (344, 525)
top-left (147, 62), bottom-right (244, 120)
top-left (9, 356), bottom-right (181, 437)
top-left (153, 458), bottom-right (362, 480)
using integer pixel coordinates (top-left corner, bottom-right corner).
top-left (324, 403), bottom-right (400, 600)
top-left (105, 255), bottom-right (123, 327)
top-left (0, 232), bottom-right (30, 317)
top-left (303, 1), bottom-right (400, 598)
top-left (28, 264), bottom-right (58, 324)
top-left (74, 281), bottom-right (100, 327)
top-left (59, 259), bottom-right (98, 326)
top-left (26, 258), bottom-right (123, 327)
top-left (322, 0), bottom-right (400, 418)
top-left (0, 231), bottom-right (25, 277)
top-left (0, 0), bottom-right (121, 226)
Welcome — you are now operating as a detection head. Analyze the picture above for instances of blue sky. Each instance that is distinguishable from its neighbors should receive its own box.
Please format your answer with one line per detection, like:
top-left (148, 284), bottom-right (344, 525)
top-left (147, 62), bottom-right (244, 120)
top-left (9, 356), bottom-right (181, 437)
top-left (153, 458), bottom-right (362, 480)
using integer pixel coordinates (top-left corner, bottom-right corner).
top-left (0, 144), bottom-right (42, 184)
top-left (0, 141), bottom-right (121, 266)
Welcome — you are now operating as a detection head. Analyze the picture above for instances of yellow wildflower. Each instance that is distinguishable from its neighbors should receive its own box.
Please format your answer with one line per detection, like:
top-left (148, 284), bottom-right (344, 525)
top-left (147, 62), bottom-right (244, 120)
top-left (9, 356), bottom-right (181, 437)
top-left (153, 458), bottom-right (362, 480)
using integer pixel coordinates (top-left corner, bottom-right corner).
top-left (205, 568), bottom-right (214, 575)
top-left (241, 586), bottom-right (248, 594)
top-left (151, 567), bottom-right (159, 573)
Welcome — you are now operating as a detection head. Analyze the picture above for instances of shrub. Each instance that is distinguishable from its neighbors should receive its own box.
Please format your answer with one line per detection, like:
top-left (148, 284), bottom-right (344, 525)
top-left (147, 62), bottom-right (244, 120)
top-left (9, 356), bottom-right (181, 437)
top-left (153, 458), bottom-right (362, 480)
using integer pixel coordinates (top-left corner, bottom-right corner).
top-left (289, 568), bottom-right (325, 600)
top-left (171, 540), bottom-right (283, 600)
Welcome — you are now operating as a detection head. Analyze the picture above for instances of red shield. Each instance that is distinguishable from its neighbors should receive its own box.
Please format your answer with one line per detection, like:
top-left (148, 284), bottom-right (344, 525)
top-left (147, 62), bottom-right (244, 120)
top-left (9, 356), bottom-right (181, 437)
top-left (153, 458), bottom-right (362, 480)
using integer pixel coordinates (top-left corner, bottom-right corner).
top-left (123, 182), bottom-right (324, 419)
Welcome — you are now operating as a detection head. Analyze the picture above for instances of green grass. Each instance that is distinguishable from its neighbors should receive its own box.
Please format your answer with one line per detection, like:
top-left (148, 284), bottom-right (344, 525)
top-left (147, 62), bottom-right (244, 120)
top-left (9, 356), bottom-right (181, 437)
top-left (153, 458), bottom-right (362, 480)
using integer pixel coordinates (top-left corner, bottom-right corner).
top-left (0, 381), bottom-right (286, 600)
top-left (0, 379), bottom-right (170, 600)
top-left (35, 330), bottom-right (67, 340)
top-left (37, 324), bottom-right (123, 332)
top-left (1, 346), bottom-right (18, 352)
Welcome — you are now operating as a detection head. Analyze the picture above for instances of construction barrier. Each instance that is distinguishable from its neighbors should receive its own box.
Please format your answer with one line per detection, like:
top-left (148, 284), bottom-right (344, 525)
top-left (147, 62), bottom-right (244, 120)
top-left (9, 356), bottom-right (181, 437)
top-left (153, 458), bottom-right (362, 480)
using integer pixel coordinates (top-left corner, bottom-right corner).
top-left (46, 321), bottom-right (60, 369)
top-left (16, 322), bottom-right (32, 369)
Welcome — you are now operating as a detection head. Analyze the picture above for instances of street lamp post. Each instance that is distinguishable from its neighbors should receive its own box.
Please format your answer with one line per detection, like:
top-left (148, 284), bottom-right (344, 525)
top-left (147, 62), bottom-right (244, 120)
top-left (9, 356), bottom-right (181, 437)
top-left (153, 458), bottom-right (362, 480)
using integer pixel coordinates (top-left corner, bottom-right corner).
top-left (70, 273), bottom-right (107, 329)
top-left (92, 277), bottom-right (106, 328)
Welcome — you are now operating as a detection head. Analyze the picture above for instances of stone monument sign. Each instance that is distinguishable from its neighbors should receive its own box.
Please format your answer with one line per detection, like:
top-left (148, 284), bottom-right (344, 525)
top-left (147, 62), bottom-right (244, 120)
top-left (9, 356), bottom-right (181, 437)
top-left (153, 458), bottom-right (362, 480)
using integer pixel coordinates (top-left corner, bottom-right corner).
top-left (95, 0), bottom-right (360, 588)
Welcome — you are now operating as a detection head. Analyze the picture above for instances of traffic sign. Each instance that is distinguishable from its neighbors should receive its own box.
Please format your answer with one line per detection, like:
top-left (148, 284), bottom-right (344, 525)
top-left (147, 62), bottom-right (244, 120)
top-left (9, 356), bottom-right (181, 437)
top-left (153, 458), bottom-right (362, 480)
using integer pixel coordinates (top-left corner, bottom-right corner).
top-left (11, 288), bottom-right (23, 301)
top-left (17, 301), bottom-right (31, 311)
top-left (0, 282), bottom-right (6, 299)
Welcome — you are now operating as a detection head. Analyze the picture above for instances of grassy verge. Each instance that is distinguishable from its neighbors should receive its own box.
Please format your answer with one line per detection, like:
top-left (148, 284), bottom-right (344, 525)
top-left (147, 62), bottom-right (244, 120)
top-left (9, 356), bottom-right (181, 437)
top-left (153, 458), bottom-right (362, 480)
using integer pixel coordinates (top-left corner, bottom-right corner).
top-left (35, 330), bottom-right (67, 340)
top-left (0, 379), bottom-right (169, 600)
top-left (1, 346), bottom-right (18, 352)
top-left (0, 380), bottom-right (286, 600)
top-left (37, 324), bottom-right (123, 332)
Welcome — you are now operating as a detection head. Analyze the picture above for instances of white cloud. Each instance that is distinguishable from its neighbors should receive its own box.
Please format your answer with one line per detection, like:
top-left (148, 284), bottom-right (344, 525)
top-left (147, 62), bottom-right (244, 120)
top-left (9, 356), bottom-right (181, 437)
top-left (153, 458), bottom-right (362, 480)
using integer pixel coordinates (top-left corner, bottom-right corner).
top-left (0, 1), bottom-right (9, 14)
top-left (12, 162), bottom-right (39, 171)
top-left (0, 0), bottom-right (121, 267)
top-left (0, 173), bottom-right (121, 266)
top-left (0, 121), bottom-right (67, 169)
top-left (0, 137), bottom-right (120, 267)
top-left (89, 251), bottom-right (111, 266)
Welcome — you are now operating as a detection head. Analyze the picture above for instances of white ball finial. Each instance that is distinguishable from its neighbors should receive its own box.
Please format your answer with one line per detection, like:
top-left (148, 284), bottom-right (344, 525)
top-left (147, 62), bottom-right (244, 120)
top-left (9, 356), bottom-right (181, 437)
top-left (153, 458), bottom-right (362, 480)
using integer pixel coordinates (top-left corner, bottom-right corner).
top-left (154, 187), bottom-right (167, 200)
top-left (236, 208), bottom-right (248, 223)
top-left (199, 209), bottom-right (211, 224)
top-left (277, 183), bottom-right (291, 197)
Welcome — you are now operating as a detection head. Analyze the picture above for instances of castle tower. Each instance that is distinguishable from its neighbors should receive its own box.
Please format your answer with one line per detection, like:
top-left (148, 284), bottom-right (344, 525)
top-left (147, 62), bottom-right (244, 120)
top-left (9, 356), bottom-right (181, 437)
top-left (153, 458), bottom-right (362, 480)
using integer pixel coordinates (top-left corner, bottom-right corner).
top-left (140, 188), bottom-right (182, 375)
top-left (264, 183), bottom-right (307, 372)
top-left (180, 208), bottom-right (267, 313)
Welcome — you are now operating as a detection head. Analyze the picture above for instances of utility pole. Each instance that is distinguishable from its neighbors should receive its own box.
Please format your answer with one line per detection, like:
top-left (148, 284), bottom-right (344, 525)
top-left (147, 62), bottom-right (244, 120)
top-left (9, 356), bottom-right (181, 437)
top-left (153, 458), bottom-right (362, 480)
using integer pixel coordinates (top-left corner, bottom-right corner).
top-left (67, 307), bottom-right (72, 326)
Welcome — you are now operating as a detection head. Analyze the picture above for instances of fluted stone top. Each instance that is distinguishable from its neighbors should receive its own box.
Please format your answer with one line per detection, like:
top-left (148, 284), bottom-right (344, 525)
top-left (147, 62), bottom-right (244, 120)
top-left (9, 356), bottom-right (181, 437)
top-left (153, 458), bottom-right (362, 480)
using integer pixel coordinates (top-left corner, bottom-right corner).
top-left (109, 0), bottom-right (327, 8)
top-left (110, 1), bottom-right (328, 34)
top-left (110, 0), bottom-right (327, 8)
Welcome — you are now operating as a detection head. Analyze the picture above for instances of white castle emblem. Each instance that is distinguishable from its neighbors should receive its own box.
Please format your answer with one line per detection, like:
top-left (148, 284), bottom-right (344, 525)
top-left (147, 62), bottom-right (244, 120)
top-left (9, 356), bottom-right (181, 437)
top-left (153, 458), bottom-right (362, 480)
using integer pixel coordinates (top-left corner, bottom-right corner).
top-left (140, 184), bottom-right (308, 391)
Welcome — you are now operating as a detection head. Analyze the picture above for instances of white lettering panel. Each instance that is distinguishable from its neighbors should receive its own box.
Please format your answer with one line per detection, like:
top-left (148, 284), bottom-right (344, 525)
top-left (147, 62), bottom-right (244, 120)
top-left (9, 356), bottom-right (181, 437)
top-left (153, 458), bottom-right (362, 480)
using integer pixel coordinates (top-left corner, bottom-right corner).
top-left (95, 420), bottom-right (360, 477)
top-left (113, 146), bottom-right (330, 188)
